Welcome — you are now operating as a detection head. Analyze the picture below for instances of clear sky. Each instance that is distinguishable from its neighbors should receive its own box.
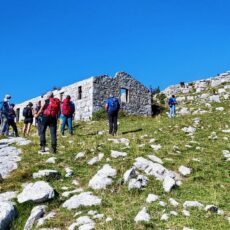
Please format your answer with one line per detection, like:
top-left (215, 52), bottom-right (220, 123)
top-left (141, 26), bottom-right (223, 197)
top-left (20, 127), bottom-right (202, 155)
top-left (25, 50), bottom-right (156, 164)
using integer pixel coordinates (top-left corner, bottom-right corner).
top-left (0, 0), bottom-right (230, 103)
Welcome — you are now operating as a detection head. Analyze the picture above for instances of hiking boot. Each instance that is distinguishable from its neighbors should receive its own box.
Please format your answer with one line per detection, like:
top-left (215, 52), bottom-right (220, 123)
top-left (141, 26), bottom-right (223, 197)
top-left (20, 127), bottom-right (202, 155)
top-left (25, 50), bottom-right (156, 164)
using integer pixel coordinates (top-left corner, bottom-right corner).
top-left (40, 146), bottom-right (46, 152)
top-left (50, 146), bottom-right (56, 154)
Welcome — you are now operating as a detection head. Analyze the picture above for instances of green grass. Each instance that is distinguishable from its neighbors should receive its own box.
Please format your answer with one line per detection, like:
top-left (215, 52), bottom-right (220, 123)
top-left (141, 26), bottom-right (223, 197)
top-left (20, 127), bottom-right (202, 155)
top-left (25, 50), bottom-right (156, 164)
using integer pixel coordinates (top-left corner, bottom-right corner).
top-left (1, 104), bottom-right (230, 230)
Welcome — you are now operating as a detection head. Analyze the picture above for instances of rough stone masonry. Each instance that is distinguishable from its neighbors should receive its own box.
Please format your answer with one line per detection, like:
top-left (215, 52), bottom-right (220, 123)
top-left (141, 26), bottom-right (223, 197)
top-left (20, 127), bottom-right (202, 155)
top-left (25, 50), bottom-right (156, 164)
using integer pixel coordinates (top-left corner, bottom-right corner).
top-left (15, 72), bottom-right (152, 121)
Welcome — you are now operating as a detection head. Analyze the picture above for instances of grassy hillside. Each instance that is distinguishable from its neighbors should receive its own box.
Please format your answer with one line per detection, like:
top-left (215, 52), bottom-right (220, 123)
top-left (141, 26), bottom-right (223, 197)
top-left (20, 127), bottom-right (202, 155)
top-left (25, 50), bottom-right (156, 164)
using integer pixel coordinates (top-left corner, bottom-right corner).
top-left (1, 100), bottom-right (230, 229)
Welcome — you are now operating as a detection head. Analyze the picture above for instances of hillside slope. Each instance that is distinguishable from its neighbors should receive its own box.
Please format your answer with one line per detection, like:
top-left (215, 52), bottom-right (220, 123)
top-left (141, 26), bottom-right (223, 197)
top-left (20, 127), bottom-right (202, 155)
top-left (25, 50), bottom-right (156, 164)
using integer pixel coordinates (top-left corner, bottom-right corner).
top-left (1, 72), bottom-right (230, 230)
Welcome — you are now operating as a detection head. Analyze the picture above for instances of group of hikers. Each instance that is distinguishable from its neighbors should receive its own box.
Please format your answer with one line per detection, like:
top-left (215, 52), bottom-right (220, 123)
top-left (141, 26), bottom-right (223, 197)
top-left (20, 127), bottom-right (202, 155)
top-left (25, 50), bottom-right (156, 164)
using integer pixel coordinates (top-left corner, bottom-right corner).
top-left (0, 91), bottom-right (176, 153)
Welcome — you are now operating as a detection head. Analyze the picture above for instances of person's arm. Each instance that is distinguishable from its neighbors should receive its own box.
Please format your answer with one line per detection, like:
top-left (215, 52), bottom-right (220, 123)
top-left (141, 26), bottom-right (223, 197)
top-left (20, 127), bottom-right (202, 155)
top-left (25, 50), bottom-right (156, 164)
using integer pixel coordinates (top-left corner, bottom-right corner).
top-left (34, 100), bottom-right (46, 118)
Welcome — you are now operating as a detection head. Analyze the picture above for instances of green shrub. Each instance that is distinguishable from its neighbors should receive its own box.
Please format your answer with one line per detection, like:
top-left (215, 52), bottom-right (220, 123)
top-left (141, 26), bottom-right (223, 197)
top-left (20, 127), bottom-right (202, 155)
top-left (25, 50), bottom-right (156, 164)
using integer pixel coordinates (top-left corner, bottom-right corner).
top-left (156, 93), bottom-right (167, 105)
top-left (92, 108), bottom-right (107, 120)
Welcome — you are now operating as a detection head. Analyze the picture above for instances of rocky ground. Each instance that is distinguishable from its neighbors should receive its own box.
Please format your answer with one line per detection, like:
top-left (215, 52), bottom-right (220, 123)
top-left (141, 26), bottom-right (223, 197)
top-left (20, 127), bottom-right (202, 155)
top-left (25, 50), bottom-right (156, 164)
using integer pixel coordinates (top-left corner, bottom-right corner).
top-left (1, 71), bottom-right (230, 230)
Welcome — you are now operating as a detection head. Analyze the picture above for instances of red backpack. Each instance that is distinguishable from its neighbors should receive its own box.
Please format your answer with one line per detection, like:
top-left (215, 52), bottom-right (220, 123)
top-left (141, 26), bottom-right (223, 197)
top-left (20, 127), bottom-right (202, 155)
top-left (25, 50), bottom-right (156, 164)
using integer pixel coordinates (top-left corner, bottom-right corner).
top-left (62, 98), bottom-right (72, 116)
top-left (43, 98), bottom-right (60, 117)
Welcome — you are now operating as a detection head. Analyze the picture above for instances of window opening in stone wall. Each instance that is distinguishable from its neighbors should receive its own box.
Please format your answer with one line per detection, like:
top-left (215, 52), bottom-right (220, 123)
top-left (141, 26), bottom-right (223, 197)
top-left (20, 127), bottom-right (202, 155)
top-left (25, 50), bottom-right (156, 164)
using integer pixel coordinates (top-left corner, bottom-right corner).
top-left (120, 88), bottom-right (129, 103)
top-left (16, 108), bottom-right (20, 122)
top-left (78, 86), bottom-right (82, 100)
top-left (60, 92), bottom-right (64, 102)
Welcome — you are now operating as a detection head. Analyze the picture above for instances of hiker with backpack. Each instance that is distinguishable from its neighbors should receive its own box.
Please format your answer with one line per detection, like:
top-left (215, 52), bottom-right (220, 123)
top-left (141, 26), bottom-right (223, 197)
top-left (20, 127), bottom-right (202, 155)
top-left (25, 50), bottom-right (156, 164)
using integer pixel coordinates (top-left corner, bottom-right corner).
top-left (61, 95), bottom-right (75, 136)
top-left (35, 91), bottom-right (60, 153)
top-left (7, 104), bottom-right (19, 137)
top-left (22, 102), bottom-right (34, 136)
top-left (104, 94), bottom-right (120, 135)
top-left (0, 94), bottom-right (11, 136)
top-left (168, 95), bottom-right (177, 118)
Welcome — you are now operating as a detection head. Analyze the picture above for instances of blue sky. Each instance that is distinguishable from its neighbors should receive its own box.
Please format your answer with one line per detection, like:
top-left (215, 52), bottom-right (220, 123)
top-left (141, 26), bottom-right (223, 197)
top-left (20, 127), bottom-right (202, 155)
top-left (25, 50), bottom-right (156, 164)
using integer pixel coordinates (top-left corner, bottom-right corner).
top-left (0, 0), bottom-right (230, 103)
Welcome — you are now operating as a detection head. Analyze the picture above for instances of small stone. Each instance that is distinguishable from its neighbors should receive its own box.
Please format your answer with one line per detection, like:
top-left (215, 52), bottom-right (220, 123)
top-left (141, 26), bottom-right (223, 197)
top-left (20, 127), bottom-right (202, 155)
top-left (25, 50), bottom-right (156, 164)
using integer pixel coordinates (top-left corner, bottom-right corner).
top-left (159, 201), bottom-right (166, 207)
top-left (46, 157), bottom-right (57, 164)
top-left (169, 198), bottom-right (179, 207)
top-left (37, 211), bottom-right (56, 227)
top-left (170, 211), bottom-right (178, 216)
top-left (75, 152), bottom-right (85, 159)
top-left (204, 205), bottom-right (218, 213)
top-left (146, 194), bottom-right (159, 203)
top-left (33, 170), bottom-right (60, 179)
top-left (128, 175), bottom-right (148, 190)
top-left (111, 150), bottom-right (127, 158)
top-left (87, 153), bottom-right (104, 165)
top-left (62, 189), bottom-right (84, 197)
top-left (182, 210), bottom-right (190, 217)
top-left (160, 213), bottom-right (169, 221)
top-left (93, 214), bottom-right (104, 220)
top-left (148, 154), bottom-right (163, 164)
top-left (134, 207), bottom-right (150, 222)
top-left (65, 168), bottom-right (74, 177)
top-left (163, 176), bottom-right (176, 192)
top-left (123, 167), bottom-right (137, 184)
top-left (0, 191), bottom-right (18, 202)
top-left (178, 166), bottom-right (192, 176)
top-left (150, 144), bottom-right (161, 151)
top-left (106, 217), bottom-right (113, 222)
top-left (183, 201), bottom-right (204, 209)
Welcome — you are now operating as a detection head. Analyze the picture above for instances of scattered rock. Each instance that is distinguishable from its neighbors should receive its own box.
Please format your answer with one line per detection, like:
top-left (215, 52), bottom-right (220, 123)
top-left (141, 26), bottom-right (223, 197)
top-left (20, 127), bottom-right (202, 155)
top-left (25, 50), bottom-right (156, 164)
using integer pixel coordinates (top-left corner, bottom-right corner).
top-left (68, 216), bottom-right (95, 230)
top-left (146, 194), bottom-right (159, 203)
top-left (87, 153), bottom-right (104, 165)
top-left (17, 181), bottom-right (55, 203)
top-left (134, 207), bottom-right (150, 222)
top-left (0, 191), bottom-right (18, 202)
top-left (123, 167), bottom-right (137, 183)
top-left (65, 168), bottom-right (74, 177)
top-left (89, 164), bottom-right (117, 190)
top-left (24, 205), bottom-right (46, 230)
top-left (37, 211), bottom-right (56, 227)
top-left (128, 175), bottom-right (148, 190)
top-left (159, 201), bottom-right (166, 207)
top-left (178, 166), bottom-right (191, 176)
top-left (108, 138), bottom-right (130, 146)
top-left (0, 201), bottom-right (17, 230)
top-left (111, 150), bottom-right (127, 158)
top-left (182, 127), bottom-right (196, 135)
top-left (62, 192), bottom-right (101, 210)
top-left (62, 189), bottom-right (84, 197)
top-left (46, 157), bottom-right (57, 164)
top-left (147, 154), bottom-right (163, 164)
top-left (33, 170), bottom-right (60, 179)
top-left (205, 205), bottom-right (218, 213)
top-left (163, 176), bottom-right (176, 192)
top-left (183, 201), bottom-right (204, 209)
top-left (216, 107), bottom-right (224, 111)
top-left (182, 209), bottom-right (190, 217)
top-left (169, 198), bottom-right (179, 207)
top-left (150, 144), bottom-right (161, 151)
top-left (105, 217), bottom-right (113, 222)
top-left (75, 152), bottom-right (85, 159)
top-left (160, 213), bottom-right (169, 221)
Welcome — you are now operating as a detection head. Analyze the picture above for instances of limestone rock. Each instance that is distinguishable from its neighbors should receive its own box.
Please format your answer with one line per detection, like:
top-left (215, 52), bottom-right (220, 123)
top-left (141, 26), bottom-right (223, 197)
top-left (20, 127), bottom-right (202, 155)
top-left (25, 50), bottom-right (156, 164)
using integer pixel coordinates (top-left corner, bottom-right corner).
top-left (123, 167), bottom-right (137, 184)
top-left (163, 176), bottom-right (176, 192)
top-left (134, 207), bottom-right (150, 222)
top-left (160, 213), bottom-right (169, 221)
top-left (128, 175), bottom-right (148, 190)
top-left (33, 170), bottom-right (60, 179)
top-left (0, 201), bottom-right (17, 230)
top-left (169, 198), bottom-right (179, 207)
top-left (62, 192), bottom-right (101, 210)
top-left (24, 205), bottom-right (46, 230)
top-left (75, 152), bottom-right (85, 159)
top-left (65, 167), bottom-right (74, 177)
top-left (62, 189), bottom-right (84, 198)
top-left (204, 205), bottom-right (218, 213)
top-left (148, 154), bottom-right (163, 164)
top-left (183, 201), bottom-right (204, 209)
top-left (111, 150), bottom-right (127, 158)
top-left (37, 211), bottom-right (56, 227)
top-left (146, 194), bottom-right (159, 203)
top-left (178, 166), bottom-right (191, 176)
top-left (182, 127), bottom-right (196, 135)
top-left (0, 191), bottom-right (18, 202)
top-left (108, 138), bottom-right (130, 146)
top-left (17, 181), bottom-right (55, 203)
top-left (46, 157), bottom-right (57, 164)
top-left (89, 164), bottom-right (116, 190)
top-left (87, 153), bottom-right (104, 165)
top-left (210, 95), bottom-right (220, 103)
top-left (150, 144), bottom-right (161, 151)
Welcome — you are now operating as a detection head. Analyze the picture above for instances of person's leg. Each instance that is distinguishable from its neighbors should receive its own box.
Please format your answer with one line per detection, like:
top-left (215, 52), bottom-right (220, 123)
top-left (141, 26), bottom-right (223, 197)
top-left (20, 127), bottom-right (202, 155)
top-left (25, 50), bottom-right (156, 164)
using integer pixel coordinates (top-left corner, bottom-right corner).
top-left (26, 122), bottom-right (32, 135)
top-left (1, 114), bottom-right (9, 135)
top-left (169, 106), bottom-right (173, 118)
top-left (40, 117), bottom-right (48, 151)
top-left (50, 118), bottom-right (57, 153)
top-left (22, 122), bottom-right (28, 136)
top-left (67, 116), bottom-right (73, 135)
top-left (37, 118), bottom-right (42, 136)
top-left (173, 106), bottom-right (176, 117)
top-left (113, 113), bottom-right (118, 134)
top-left (10, 120), bottom-right (19, 137)
top-left (61, 116), bottom-right (67, 135)
top-left (108, 113), bottom-right (113, 134)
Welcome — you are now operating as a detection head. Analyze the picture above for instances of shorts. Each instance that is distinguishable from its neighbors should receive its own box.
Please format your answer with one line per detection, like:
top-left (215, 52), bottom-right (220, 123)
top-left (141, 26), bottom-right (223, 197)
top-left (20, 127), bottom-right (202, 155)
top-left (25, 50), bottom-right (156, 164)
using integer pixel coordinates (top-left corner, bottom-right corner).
top-left (24, 118), bottom-right (33, 124)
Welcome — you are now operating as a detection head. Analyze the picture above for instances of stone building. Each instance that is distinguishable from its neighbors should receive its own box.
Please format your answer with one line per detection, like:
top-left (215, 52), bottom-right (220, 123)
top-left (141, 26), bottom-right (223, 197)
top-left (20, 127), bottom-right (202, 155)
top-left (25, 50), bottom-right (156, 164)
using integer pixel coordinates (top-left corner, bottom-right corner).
top-left (15, 72), bottom-right (152, 121)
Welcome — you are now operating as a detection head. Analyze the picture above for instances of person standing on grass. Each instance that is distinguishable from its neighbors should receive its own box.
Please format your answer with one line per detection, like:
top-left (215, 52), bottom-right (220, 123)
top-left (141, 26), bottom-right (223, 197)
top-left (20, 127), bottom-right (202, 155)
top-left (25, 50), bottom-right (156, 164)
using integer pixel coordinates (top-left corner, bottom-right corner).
top-left (104, 93), bottom-right (120, 135)
top-left (168, 95), bottom-right (177, 118)
top-left (22, 102), bottom-right (34, 136)
top-left (34, 101), bottom-right (42, 136)
top-left (7, 104), bottom-right (19, 137)
top-left (0, 95), bottom-right (11, 136)
top-left (61, 95), bottom-right (75, 136)
top-left (35, 91), bottom-right (60, 153)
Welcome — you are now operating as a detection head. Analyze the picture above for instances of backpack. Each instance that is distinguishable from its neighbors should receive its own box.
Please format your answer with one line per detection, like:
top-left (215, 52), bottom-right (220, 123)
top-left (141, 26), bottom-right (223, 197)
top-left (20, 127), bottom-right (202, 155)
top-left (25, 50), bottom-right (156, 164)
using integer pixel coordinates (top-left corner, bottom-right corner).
top-left (43, 98), bottom-right (60, 117)
top-left (0, 101), bottom-right (9, 115)
top-left (108, 97), bottom-right (120, 113)
top-left (62, 99), bottom-right (74, 116)
top-left (23, 107), bottom-right (33, 118)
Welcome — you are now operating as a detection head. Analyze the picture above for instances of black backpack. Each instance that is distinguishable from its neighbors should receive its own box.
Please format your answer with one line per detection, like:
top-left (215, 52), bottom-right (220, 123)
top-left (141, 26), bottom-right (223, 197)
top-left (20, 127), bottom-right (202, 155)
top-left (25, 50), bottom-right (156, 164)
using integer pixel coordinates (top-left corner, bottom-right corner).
top-left (23, 107), bottom-right (32, 118)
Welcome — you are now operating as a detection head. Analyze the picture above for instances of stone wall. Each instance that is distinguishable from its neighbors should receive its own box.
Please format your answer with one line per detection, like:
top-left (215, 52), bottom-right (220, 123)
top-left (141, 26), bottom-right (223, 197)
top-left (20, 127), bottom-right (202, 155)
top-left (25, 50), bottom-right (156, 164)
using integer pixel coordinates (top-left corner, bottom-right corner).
top-left (15, 72), bottom-right (152, 121)
top-left (93, 72), bottom-right (152, 116)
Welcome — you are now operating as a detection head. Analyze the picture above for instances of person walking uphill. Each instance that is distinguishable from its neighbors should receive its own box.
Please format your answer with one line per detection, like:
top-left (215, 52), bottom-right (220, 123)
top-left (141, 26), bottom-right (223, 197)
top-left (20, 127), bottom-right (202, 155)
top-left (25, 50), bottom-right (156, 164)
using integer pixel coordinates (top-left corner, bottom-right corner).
top-left (61, 95), bottom-right (75, 136)
top-left (7, 104), bottom-right (19, 137)
top-left (0, 94), bottom-right (11, 136)
top-left (168, 95), bottom-right (177, 118)
top-left (22, 102), bottom-right (34, 136)
top-left (105, 94), bottom-right (120, 135)
top-left (35, 92), bottom-right (60, 153)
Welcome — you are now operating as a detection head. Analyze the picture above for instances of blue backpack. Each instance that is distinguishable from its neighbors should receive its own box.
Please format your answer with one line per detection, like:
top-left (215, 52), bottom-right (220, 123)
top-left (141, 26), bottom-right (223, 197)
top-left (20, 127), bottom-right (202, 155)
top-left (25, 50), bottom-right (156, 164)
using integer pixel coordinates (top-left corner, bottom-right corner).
top-left (0, 101), bottom-right (9, 115)
top-left (108, 97), bottom-right (120, 113)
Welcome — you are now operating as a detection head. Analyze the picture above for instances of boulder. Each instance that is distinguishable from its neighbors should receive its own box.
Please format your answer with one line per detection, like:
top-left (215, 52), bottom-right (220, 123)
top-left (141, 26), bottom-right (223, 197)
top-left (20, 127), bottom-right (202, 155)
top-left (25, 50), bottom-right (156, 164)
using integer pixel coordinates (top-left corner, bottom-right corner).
top-left (62, 192), bottom-right (101, 210)
top-left (134, 207), bottom-right (150, 222)
top-left (0, 191), bottom-right (18, 202)
top-left (0, 201), bottom-right (17, 230)
top-left (17, 181), bottom-right (55, 203)
top-left (33, 170), bottom-right (60, 179)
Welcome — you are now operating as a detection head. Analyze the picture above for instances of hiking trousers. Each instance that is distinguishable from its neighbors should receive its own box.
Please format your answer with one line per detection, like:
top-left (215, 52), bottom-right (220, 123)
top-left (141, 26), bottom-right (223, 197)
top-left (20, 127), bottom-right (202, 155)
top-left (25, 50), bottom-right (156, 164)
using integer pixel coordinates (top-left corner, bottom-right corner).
top-left (37, 117), bottom-right (42, 136)
top-left (169, 105), bottom-right (176, 118)
top-left (8, 120), bottom-right (18, 136)
top-left (61, 115), bottom-right (73, 135)
top-left (108, 112), bottom-right (118, 134)
top-left (0, 114), bottom-right (8, 135)
top-left (40, 116), bottom-right (57, 150)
